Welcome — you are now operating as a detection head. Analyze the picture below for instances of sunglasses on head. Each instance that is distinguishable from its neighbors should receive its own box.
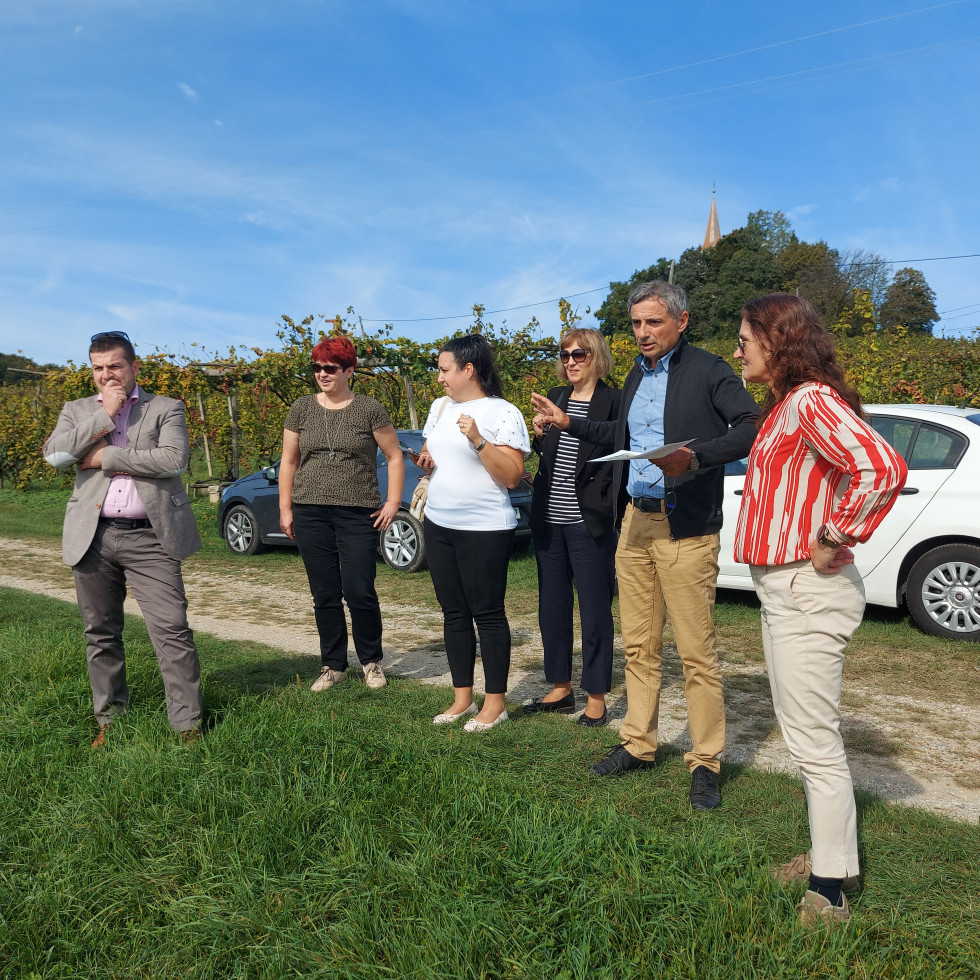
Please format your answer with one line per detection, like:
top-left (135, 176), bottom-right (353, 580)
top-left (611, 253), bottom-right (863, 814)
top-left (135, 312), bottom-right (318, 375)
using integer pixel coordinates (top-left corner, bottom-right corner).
top-left (90, 330), bottom-right (130, 342)
top-left (558, 348), bottom-right (590, 364)
top-left (311, 362), bottom-right (343, 374)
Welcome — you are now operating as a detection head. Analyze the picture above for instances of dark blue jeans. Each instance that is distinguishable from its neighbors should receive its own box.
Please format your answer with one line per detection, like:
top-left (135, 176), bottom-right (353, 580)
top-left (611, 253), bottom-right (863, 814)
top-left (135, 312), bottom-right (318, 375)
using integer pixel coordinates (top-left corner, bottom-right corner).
top-left (424, 517), bottom-right (514, 694)
top-left (533, 520), bottom-right (616, 694)
top-left (292, 504), bottom-right (383, 670)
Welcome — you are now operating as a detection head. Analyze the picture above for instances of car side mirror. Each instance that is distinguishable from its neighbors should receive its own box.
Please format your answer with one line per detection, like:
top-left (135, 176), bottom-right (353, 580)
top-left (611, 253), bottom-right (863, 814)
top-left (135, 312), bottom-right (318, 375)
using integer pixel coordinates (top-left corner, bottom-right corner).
top-left (262, 466), bottom-right (278, 483)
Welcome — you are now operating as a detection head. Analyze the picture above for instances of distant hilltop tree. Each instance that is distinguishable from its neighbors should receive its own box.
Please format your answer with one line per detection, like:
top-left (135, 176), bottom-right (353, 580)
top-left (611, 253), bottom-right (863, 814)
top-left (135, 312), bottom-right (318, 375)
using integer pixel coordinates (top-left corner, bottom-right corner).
top-left (880, 267), bottom-right (940, 335)
top-left (595, 210), bottom-right (938, 341)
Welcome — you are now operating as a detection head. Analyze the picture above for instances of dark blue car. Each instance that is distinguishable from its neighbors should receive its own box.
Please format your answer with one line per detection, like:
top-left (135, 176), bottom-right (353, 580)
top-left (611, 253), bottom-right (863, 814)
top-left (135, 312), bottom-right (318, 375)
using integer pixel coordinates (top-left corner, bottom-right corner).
top-left (217, 430), bottom-right (533, 572)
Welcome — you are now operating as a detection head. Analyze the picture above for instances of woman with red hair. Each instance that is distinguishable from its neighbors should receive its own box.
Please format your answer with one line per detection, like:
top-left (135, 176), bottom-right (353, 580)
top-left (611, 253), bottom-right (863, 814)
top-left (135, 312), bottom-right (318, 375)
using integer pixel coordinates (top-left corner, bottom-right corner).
top-left (734, 293), bottom-right (907, 928)
top-left (279, 336), bottom-right (405, 692)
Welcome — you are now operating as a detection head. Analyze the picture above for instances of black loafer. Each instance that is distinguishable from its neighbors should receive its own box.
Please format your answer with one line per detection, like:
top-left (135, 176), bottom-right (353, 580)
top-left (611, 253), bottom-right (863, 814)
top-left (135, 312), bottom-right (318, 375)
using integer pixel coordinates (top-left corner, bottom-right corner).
top-left (690, 765), bottom-right (722, 810)
top-left (524, 691), bottom-right (576, 715)
top-left (577, 707), bottom-right (608, 727)
top-left (589, 744), bottom-right (654, 776)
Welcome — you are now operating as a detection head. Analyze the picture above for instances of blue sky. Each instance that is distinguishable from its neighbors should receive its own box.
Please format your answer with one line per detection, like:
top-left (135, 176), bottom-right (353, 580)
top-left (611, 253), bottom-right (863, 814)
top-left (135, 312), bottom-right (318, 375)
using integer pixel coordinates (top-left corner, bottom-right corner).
top-left (2, 0), bottom-right (979, 366)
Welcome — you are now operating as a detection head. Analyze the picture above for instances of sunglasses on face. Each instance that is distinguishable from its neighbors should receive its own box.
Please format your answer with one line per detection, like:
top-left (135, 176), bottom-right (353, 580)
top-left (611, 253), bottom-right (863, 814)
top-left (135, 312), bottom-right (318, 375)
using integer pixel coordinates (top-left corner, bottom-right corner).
top-left (558, 348), bottom-right (590, 364)
top-left (90, 330), bottom-right (130, 342)
top-left (736, 337), bottom-right (755, 353)
top-left (311, 363), bottom-right (343, 375)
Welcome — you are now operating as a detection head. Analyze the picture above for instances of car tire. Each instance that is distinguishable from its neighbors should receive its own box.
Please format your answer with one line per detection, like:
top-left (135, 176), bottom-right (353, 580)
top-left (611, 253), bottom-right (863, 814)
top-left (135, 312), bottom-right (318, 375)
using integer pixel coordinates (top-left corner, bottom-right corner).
top-left (380, 511), bottom-right (427, 573)
top-left (223, 504), bottom-right (268, 556)
top-left (906, 543), bottom-right (980, 642)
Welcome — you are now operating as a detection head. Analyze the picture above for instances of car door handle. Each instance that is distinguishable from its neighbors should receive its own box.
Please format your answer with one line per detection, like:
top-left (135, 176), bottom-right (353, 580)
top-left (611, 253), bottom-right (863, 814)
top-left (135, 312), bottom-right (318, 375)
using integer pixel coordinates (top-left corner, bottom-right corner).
top-left (734, 489), bottom-right (743, 496)
top-left (899, 487), bottom-right (919, 495)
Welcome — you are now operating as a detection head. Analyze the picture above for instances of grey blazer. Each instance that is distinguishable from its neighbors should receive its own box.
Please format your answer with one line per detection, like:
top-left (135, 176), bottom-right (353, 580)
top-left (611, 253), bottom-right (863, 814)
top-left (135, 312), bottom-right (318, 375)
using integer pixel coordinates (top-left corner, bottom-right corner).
top-left (43, 388), bottom-right (202, 566)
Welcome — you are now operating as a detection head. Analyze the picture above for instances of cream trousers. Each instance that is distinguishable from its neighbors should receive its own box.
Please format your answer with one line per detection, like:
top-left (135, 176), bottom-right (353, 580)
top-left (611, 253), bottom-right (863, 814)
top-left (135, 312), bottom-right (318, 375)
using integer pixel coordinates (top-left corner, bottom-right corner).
top-left (750, 559), bottom-right (865, 878)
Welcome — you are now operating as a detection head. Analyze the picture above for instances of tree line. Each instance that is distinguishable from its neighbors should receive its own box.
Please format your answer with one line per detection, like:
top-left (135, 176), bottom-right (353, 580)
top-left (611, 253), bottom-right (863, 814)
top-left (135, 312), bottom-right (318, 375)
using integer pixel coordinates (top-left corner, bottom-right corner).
top-left (594, 210), bottom-right (943, 341)
top-left (2, 208), bottom-right (975, 490)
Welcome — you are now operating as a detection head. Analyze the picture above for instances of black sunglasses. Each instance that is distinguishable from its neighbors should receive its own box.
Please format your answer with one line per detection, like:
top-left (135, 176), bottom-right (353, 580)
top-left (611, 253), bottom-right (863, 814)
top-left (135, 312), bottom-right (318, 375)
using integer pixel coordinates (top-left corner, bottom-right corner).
top-left (558, 348), bottom-right (590, 364)
top-left (90, 330), bottom-right (130, 342)
top-left (311, 362), bottom-right (343, 374)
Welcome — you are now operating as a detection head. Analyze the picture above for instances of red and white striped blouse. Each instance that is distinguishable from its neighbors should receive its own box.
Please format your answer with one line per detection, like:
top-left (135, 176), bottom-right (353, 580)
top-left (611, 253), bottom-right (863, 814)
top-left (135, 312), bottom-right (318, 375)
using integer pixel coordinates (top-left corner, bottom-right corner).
top-left (734, 383), bottom-right (908, 567)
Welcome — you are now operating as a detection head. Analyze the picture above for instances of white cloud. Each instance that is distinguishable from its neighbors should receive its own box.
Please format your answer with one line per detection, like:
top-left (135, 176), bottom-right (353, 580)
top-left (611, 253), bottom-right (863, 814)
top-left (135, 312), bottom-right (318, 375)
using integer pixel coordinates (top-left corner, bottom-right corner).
top-left (786, 203), bottom-right (817, 221)
top-left (74, 24), bottom-right (83, 34)
top-left (213, 119), bottom-right (223, 127)
top-left (177, 82), bottom-right (197, 101)
top-left (854, 177), bottom-right (901, 203)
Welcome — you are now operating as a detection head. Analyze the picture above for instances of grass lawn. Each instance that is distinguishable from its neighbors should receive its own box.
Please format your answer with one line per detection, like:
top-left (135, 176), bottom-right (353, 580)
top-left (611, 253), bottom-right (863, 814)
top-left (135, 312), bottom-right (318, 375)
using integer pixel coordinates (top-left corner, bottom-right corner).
top-left (1, 587), bottom-right (978, 979)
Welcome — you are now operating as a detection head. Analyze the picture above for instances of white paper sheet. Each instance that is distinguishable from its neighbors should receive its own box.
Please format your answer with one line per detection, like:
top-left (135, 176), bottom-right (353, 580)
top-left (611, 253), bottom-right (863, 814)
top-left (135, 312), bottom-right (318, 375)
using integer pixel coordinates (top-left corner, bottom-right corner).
top-left (590, 439), bottom-right (694, 463)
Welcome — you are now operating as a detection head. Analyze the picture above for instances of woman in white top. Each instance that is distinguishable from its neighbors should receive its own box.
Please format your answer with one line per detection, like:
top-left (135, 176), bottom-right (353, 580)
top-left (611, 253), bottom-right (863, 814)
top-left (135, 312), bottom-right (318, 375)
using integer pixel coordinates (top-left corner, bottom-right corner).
top-left (417, 334), bottom-right (531, 732)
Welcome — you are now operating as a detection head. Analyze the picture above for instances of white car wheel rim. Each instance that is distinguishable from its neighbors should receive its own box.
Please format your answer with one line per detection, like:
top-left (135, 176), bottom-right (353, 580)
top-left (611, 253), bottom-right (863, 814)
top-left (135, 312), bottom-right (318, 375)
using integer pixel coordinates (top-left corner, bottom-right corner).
top-left (383, 520), bottom-right (418, 567)
top-left (227, 513), bottom-right (253, 552)
top-left (920, 560), bottom-right (980, 634)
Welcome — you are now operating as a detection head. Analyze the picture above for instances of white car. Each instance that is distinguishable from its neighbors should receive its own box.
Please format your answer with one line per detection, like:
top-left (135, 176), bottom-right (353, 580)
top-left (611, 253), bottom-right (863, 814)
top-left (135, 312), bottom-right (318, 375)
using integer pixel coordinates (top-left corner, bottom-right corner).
top-left (717, 404), bottom-right (980, 643)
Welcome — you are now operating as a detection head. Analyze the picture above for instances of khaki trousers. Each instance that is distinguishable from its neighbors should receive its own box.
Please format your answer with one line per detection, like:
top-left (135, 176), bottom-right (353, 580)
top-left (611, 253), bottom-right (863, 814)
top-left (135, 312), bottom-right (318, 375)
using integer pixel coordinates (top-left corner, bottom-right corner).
top-left (751, 560), bottom-right (864, 878)
top-left (616, 505), bottom-right (725, 771)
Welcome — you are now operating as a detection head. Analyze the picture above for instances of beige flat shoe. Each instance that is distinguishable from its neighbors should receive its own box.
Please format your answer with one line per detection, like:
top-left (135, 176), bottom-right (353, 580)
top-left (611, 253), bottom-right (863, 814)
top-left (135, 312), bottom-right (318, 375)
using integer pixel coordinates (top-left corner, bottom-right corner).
top-left (463, 710), bottom-right (509, 733)
top-left (433, 702), bottom-right (477, 726)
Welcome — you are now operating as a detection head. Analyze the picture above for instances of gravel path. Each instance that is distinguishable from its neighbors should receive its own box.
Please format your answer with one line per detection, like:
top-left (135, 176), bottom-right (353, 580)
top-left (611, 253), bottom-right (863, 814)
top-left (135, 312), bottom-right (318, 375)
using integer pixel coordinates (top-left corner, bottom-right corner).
top-left (4, 536), bottom-right (978, 823)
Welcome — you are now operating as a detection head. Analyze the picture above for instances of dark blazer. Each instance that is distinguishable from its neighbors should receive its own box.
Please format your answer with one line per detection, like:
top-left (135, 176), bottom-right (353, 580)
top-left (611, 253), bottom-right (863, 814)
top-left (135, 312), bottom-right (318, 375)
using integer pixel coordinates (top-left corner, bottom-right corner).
top-left (43, 388), bottom-right (202, 566)
top-left (567, 336), bottom-right (760, 539)
top-left (531, 379), bottom-right (622, 539)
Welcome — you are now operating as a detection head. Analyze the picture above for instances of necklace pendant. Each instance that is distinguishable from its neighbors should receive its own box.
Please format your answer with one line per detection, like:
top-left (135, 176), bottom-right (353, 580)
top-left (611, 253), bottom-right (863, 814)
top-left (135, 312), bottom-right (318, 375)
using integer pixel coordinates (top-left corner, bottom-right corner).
top-left (328, 450), bottom-right (336, 461)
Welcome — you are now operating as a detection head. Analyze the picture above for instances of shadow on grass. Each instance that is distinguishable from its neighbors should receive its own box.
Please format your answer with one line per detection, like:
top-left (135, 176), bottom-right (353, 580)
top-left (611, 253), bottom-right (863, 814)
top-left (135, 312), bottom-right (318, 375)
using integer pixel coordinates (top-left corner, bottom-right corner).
top-left (205, 650), bottom-right (325, 698)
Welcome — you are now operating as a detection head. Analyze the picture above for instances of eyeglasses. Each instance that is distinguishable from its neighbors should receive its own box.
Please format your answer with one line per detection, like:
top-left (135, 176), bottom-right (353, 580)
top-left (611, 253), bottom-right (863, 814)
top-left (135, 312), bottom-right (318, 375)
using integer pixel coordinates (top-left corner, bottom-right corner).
top-left (311, 363), bottom-right (343, 374)
top-left (558, 348), bottom-right (591, 364)
top-left (90, 330), bottom-right (130, 343)
top-left (736, 337), bottom-right (754, 353)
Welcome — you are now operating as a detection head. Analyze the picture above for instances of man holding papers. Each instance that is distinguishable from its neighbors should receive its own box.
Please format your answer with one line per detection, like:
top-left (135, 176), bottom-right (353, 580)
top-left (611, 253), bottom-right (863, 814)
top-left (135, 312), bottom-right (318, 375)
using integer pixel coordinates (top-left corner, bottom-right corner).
top-left (531, 281), bottom-right (758, 808)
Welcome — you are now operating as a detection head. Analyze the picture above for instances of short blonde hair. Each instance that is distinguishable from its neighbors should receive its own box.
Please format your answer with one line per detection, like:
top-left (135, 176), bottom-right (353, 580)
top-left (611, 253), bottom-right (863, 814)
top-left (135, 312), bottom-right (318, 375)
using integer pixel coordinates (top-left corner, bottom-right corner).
top-left (555, 327), bottom-right (614, 383)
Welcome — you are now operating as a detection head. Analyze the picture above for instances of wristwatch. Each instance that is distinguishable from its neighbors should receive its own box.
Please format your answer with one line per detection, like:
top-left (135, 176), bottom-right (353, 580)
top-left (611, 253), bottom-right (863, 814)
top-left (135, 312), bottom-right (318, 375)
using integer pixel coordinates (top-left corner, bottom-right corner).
top-left (687, 451), bottom-right (701, 473)
top-left (474, 438), bottom-right (487, 453)
top-left (816, 524), bottom-right (844, 549)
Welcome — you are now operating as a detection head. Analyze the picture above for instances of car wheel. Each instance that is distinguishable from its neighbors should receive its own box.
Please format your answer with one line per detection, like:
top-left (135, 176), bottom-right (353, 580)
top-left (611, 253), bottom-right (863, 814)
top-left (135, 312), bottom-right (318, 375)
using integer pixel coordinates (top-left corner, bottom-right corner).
top-left (906, 543), bottom-right (980, 642)
top-left (223, 504), bottom-right (268, 556)
top-left (380, 511), bottom-right (426, 572)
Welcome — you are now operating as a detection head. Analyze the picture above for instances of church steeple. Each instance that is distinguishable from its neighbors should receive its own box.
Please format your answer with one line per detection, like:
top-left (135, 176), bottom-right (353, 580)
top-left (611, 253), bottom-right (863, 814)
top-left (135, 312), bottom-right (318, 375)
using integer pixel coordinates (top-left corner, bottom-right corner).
top-left (702, 187), bottom-right (721, 249)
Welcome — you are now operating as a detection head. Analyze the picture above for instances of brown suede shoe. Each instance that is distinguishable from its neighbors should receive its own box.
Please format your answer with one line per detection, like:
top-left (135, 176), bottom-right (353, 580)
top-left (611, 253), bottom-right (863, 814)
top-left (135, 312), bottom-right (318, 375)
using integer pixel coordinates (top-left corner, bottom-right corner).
top-left (180, 728), bottom-right (202, 745)
top-left (90, 724), bottom-right (110, 750)
top-left (772, 851), bottom-right (859, 893)
top-left (798, 890), bottom-right (850, 928)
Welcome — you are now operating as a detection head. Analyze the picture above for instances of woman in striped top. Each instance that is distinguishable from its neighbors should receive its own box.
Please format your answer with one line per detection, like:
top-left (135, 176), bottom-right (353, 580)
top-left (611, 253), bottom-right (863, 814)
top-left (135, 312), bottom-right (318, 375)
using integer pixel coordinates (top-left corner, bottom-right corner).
top-left (733, 293), bottom-right (907, 928)
top-left (527, 329), bottom-right (622, 725)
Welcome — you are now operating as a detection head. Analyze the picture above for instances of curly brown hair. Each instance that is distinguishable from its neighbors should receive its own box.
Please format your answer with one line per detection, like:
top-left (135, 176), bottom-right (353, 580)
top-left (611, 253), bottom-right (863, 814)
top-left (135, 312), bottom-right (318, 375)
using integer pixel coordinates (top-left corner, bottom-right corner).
top-left (742, 293), bottom-right (862, 423)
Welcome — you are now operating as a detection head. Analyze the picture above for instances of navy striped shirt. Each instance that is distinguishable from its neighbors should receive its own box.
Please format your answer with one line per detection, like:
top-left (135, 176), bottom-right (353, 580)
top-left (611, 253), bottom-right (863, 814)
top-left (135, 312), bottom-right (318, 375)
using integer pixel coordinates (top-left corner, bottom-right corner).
top-left (545, 398), bottom-right (591, 524)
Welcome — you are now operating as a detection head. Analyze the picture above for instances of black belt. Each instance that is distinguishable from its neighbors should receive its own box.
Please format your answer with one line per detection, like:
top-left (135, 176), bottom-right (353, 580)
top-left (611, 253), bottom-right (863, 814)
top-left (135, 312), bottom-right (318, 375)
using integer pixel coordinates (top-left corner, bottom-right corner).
top-left (100, 517), bottom-right (152, 529)
top-left (629, 496), bottom-right (667, 513)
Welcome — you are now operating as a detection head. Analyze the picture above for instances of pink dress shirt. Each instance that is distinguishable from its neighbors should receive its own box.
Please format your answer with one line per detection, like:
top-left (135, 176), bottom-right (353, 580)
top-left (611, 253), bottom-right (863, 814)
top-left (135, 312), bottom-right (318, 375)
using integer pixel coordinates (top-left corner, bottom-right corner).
top-left (99, 385), bottom-right (150, 520)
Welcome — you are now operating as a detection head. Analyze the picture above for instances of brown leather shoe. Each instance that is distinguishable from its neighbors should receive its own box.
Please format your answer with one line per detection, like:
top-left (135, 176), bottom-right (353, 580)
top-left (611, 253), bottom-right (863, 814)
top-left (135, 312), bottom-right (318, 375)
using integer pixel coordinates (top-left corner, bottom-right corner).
top-left (772, 852), bottom-right (859, 893)
top-left (180, 728), bottom-right (202, 745)
top-left (91, 724), bottom-right (110, 750)
top-left (798, 890), bottom-right (850, 928)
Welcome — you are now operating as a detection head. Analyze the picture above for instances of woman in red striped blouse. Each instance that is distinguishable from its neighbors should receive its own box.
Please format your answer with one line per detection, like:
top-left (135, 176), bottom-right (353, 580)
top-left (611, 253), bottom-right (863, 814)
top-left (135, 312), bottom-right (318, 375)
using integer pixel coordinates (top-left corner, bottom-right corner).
top-left (733, 293), bottom-right (907, 929)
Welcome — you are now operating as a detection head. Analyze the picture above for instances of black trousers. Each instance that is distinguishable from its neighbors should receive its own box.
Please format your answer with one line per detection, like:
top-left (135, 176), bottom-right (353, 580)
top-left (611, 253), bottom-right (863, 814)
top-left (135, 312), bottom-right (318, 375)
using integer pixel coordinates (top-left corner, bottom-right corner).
top-left (424, 518), bottom-right (514, 694)
top-left (533, 520), bottom-right (616, 694)
top-left (293, 504), bottom-right (383, 670)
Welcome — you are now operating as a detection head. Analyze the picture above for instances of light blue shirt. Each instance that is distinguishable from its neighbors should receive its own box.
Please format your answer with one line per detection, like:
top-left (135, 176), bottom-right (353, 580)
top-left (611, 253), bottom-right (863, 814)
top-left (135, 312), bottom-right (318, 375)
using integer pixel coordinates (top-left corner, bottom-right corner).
top-left (626, 348), bottom-right (677, 498)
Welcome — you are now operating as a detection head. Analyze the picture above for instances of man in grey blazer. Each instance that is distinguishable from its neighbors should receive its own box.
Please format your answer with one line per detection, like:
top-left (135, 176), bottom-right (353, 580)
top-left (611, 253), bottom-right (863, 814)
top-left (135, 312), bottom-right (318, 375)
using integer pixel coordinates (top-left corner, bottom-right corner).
top-left (43, 331), bottom-right (204, 747)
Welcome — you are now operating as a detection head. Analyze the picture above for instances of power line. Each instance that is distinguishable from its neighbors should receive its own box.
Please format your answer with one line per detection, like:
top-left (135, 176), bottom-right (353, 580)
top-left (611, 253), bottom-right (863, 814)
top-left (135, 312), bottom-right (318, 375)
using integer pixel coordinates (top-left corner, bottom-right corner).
top-left (358, 286), bottom-right (610, 324)
top-left (360, 253), bottom-right (980, 324)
